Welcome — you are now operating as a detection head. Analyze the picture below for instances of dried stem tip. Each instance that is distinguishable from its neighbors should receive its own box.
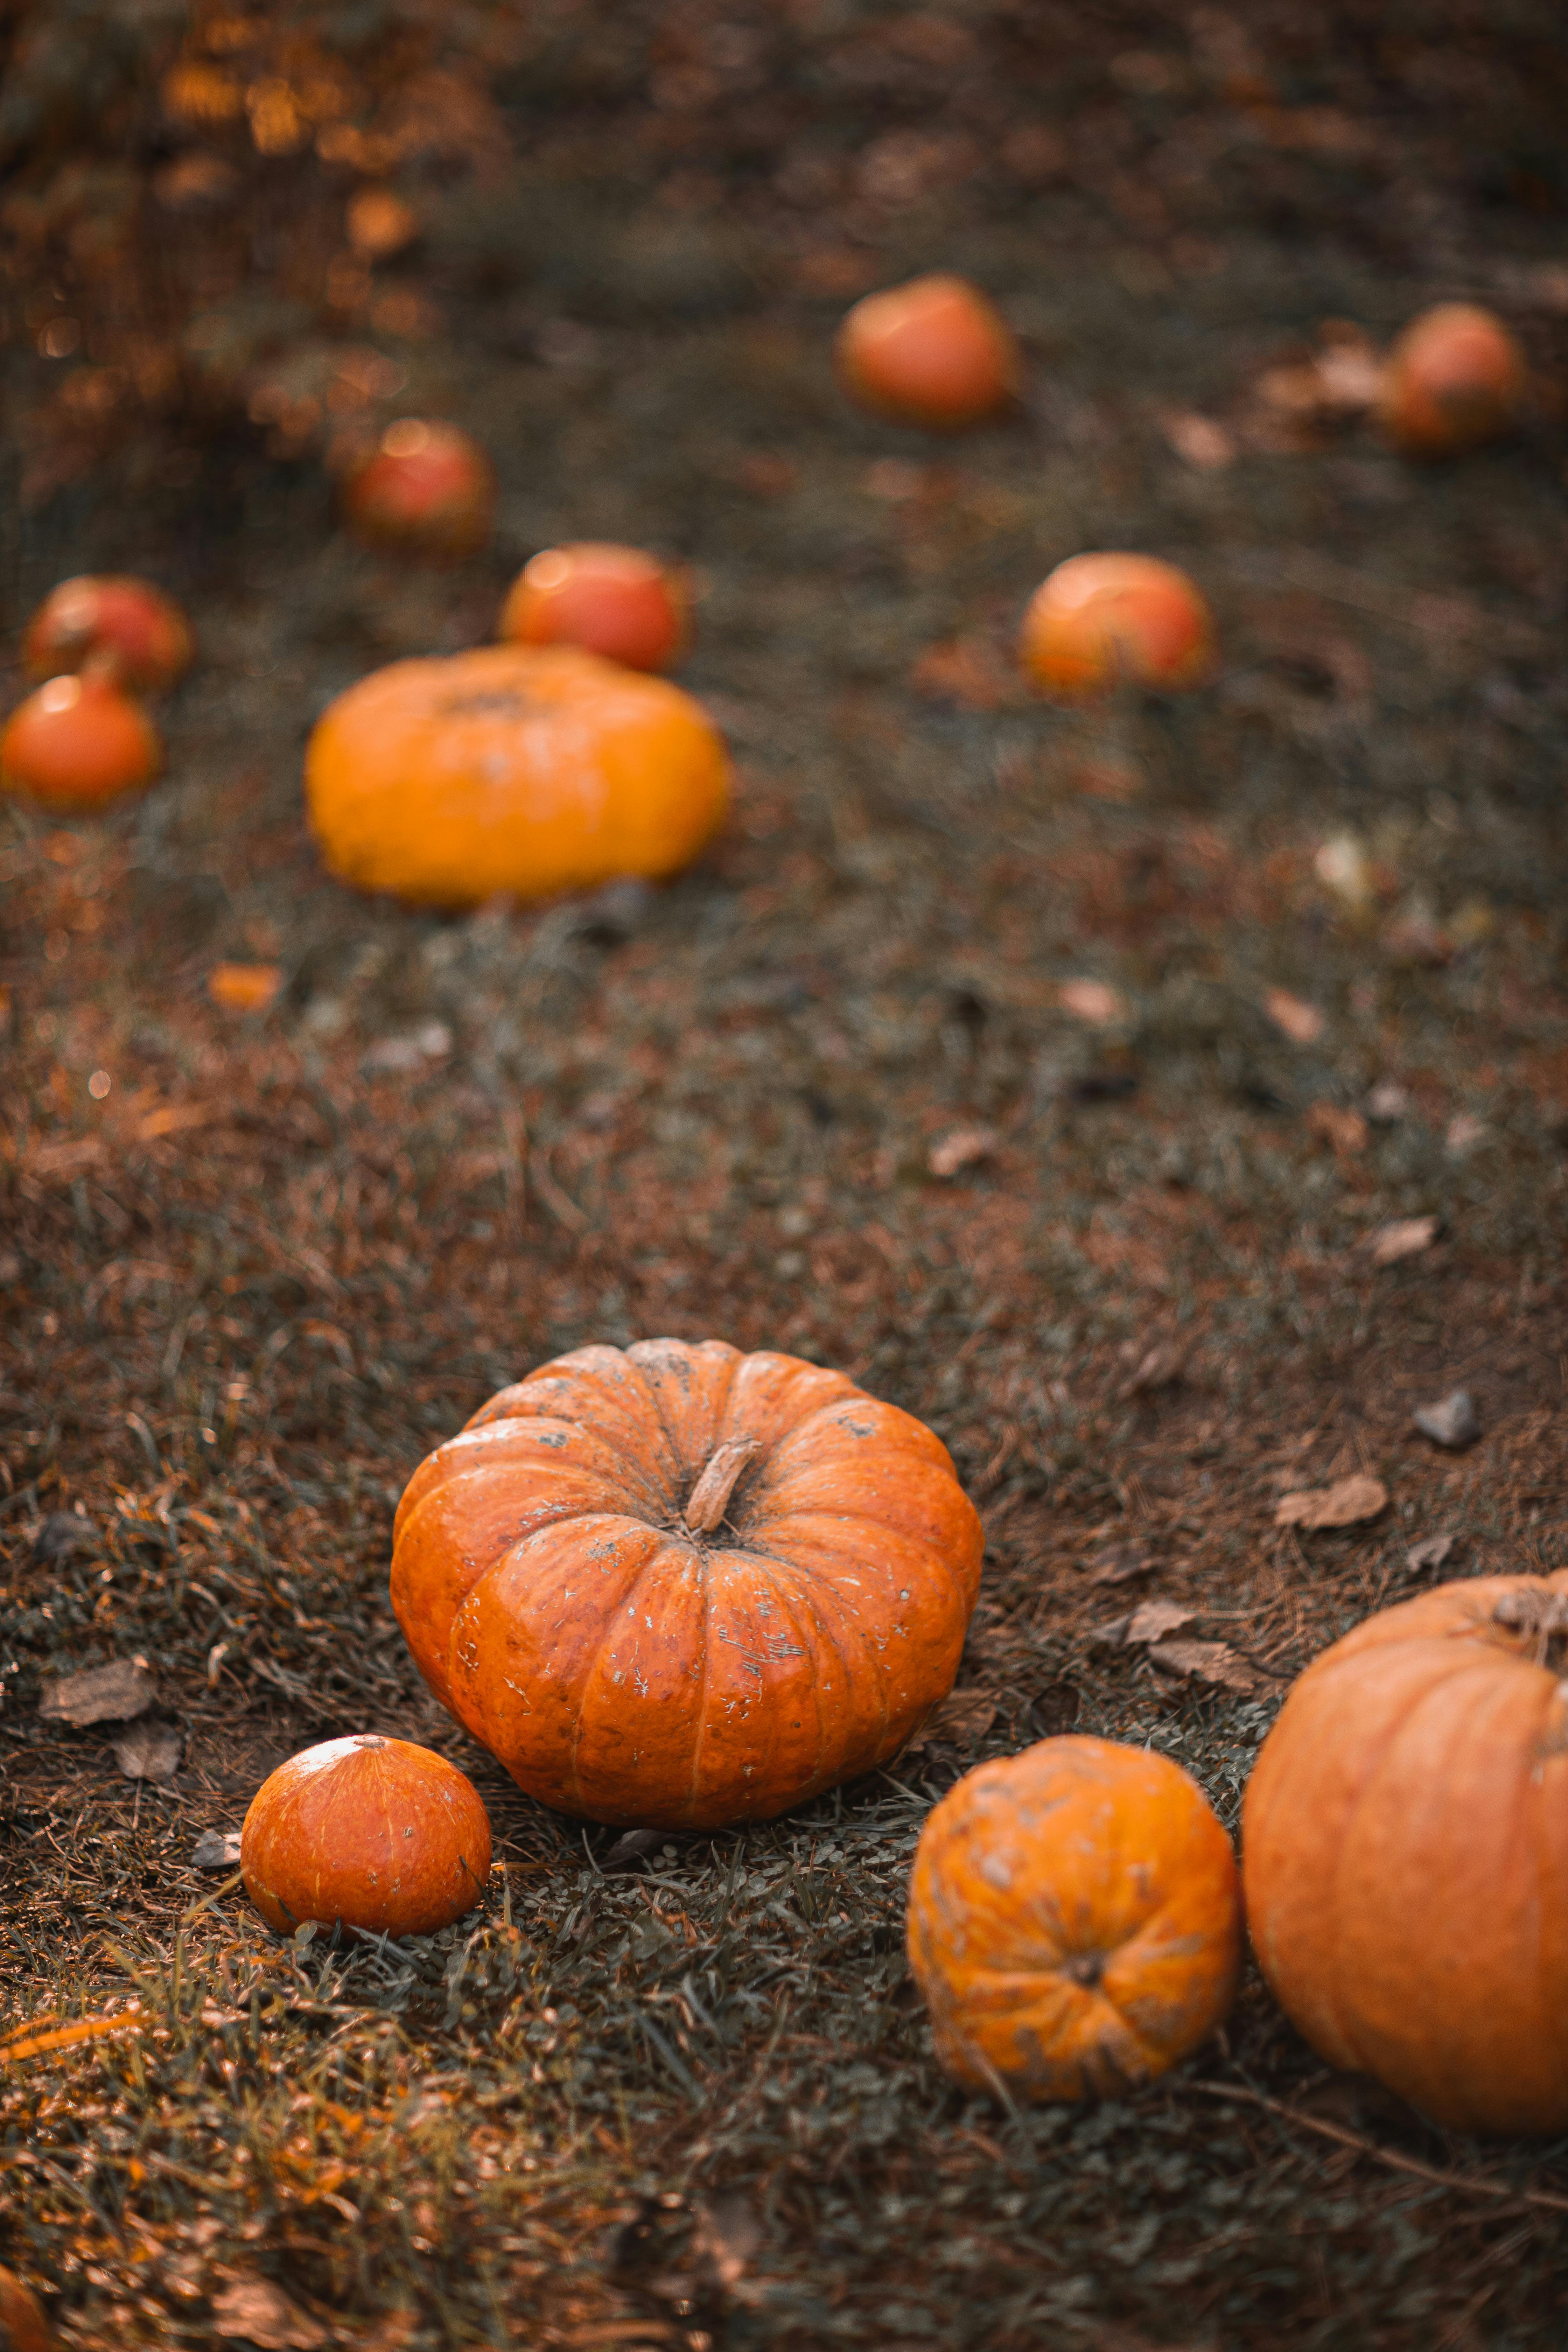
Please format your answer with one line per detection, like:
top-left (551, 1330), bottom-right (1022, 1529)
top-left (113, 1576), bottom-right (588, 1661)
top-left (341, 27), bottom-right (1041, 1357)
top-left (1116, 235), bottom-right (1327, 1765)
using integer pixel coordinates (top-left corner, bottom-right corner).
top-left (684, 1436), bottom-right (760, 1535)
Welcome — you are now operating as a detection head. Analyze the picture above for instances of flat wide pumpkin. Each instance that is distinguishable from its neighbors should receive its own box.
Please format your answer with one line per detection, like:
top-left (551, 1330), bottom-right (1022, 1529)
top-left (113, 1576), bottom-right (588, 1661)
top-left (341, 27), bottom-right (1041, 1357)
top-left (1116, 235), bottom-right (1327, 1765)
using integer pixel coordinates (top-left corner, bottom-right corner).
top-left (304, 643), bottom-right (728, 906)
top-left (391, 1338), bottom-right (985, 1830)
top-left (908, 1735), bottom-right (1241, 2101)
top-left (1243, 1573), bottom-right (1568, 2135)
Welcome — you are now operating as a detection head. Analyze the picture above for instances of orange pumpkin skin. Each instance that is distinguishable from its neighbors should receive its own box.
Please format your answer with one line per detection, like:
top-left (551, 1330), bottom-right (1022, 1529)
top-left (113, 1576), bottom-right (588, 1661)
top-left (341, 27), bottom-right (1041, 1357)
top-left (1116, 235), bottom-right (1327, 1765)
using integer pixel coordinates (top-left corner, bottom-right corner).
top-left (342, 418), bottom-right (494, 554)
top-left (391, 1338), bottom-right (985, 1831)
top-left (836, 274), bottom-right (1020, 429)
top-left (498, 543), bottom-right (690, 673)
top-left (1, 674), bottom-right (162, 811)
top-left (0, 2268), bottom-right (50, 2352)
top-left (908, 1736), bottom-right (1241, 2102)
top-left (304, 643), bottom-right (729, 908)
top-left (24, 575), bottom-right (192, 693)
top-left (241, 1734), bottom-right (492, 1938)
top-left (1019, 554), bottom-right (1214, 703)
top-left (1378, 303), bottom-right (1526, 457)
top-left (1243, 1574), bottom-right (1568, 2136)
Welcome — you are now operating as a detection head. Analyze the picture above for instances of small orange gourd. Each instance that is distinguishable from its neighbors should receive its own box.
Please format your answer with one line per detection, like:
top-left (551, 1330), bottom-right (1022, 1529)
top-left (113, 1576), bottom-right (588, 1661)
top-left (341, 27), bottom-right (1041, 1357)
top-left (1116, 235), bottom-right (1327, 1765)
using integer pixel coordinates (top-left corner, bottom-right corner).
top-left (836, 274), bottom-right (1020, 429)
top-left (0, 2268), bottom-right (50, 2352)
top-left (1244, 1574), bottom-right (1568, 2136)
top-left (498, 542), bottom-right (690, 672)
top-left (241, 1734), bottom-right (492, 1939)
top-left (342, 418), bottom-right (494, 554)
top-left (304, 643), bottom-right (728, 906)
top-left (907, 1735), bottom-right (1241, 2102)
top-left (391, 1337), bottom-right (985, 1830)
top-left (24, 575), bottom-right (192, 693)
top-left (1378, 303), bottom-right (1526, 457)
top-left (1018, 553), bottom-right (1213, 703)
top-left (1, 674), bottom-right (162, 811)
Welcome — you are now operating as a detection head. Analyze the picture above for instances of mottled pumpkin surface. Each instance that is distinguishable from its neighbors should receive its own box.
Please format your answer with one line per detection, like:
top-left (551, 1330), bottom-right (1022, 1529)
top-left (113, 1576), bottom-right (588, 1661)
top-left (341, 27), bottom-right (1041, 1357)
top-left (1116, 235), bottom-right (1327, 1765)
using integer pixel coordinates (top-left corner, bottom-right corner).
top-left (392, 1337), bottom-right (984, 1828)
top-left (1244, 1572), bottom-right (1568, 2136)
top-left (908, 1734), bottom-right (1241, 2100)
top-left (304, 644), bottom-right (728, 908)
top-left (241, 1732), bottom-right (492, 1938)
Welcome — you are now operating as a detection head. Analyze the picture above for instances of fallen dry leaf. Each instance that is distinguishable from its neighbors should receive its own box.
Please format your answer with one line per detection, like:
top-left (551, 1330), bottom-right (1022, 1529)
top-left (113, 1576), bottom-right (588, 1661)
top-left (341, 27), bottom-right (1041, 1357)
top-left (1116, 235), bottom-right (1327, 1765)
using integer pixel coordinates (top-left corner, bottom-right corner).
top-left (1126, 1598), bottom-right (1195, 1644)
top-left (927, 1125), bottom-right (997, 1180)
top-left (212, 2279), bottom-right (327, 2350)
top-left (1364, 1077), bottom-right (1410, 1125)
top-left (1118, 1338), bottom-right (1186, 1399)
top-left (693, 2193), bottom-right (764, 2293)
top-left (38, 1657), bottom-right (156, 1728)
top-left (207, 961), bottom-right (283, 1014)
top-left (1161, 411), bottom-right (1237, 470)
top-left (192, 1829), bottom-right (243, 1870)
top-left (1264, 987), bottom-right (1324, 1045)
top-left (1365, 1214), bottom-right (1439, 1267)
top-left (1148, 1638), bottom-right (1265, 1694)
top-left (908, 635), bottom-right (1016, 712)
top-left (1305, 1101), bottom-right (1368, 1157)
top-left (1060, 978), bottom-right (1125, 1027)
top-left (114, 1718), bottom-right (183, 1782)
top-left (1413, 1387), bottom-right (1480, 1450)
top-left (1089, 1543), bottom-right (1153, 1587)
top-left (1407, 1532), bottom-right (1456, 1575)
top-left (1275, 1473), bottom-right (1388, 1531)
top-left (1446, 1112), bottom-right (1486, 1156)
top-left (910, 1689), bottom-right (998, 1749)
top-left (31, 1511), bottom-right (95, 1563)
top-left (602, 1827), bottom-right (663, 1874)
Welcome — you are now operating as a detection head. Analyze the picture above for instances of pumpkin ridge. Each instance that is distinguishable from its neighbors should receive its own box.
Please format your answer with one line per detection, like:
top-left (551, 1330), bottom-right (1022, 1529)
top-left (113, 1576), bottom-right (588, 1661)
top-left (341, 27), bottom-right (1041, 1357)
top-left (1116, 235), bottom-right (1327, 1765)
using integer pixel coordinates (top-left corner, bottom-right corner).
top-left (723, 1544), bottom-right (861, 1795)
top-left (727, 1528), bottom-right (928, 1751)
top-left (623, 1341), bottom-right (736, 1510)
top-left (759, 1504), bottom-right (979, 1614)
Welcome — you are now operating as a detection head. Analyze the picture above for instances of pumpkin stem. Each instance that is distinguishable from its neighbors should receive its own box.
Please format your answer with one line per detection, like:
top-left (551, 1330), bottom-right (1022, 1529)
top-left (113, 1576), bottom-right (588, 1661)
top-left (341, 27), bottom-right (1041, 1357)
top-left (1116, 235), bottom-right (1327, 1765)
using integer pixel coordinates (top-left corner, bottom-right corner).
top-left (684, 1436), bottom-right (760, 1536)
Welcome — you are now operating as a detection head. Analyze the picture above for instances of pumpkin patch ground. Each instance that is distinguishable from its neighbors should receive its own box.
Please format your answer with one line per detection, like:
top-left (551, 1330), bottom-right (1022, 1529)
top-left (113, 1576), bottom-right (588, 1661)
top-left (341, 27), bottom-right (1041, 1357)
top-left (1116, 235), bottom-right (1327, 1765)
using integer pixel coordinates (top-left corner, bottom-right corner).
top-left (3, 3), bottom-right (1568, 2347)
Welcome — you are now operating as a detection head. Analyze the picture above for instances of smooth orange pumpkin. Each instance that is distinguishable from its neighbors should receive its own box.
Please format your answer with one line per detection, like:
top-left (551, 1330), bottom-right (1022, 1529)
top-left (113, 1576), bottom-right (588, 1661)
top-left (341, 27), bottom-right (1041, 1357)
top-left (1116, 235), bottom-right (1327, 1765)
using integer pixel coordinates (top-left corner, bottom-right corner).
top-left (1244, 1574), bottom-right (1568, 2135)
top-left (498, 542), bottom-right (690, 673)
top-left (241, 1734), bottom-right (492, 1938)
top-left (1378, 303), bottom-right (1527, 457)
top-left (907, 1735), bottom-right (1241, 2102)
top-left (24, 575), bottom-right (192, 693)
top-left (836, 274), bottom-right (1020, 429)
top-left (342, 418), bottom-right (494, 554)
top-left (1, 674), bottom-right (162, 811)
top-left (0, 2268), bottom-right (50, 2352)
top-left (304, 643), bottom-right (729, 906)
top-left (1018, 554), bottom-right (1214, 703)
top-left (391, 1337), bottom-right (985, 1830)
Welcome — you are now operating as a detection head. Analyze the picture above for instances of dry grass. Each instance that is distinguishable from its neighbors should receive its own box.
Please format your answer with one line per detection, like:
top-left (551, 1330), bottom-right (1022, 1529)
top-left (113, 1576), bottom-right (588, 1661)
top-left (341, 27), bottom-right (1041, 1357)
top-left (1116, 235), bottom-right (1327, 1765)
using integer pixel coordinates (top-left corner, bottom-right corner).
top-left (4, 4), bottom-right (1568, 2345)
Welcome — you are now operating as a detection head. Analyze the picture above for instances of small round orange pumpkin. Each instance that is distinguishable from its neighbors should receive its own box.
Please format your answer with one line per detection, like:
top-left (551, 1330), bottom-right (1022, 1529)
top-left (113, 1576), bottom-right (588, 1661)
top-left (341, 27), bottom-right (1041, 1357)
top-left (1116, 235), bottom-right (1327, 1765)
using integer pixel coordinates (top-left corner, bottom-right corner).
top-left (342, 418), bottom-right (494, 554)
top-left (498, 542), bottom-right (690, 673)
top-left (391, 1337), bottom-right (985, 1830)
top-left (835, 274), bottom-right (1020, 430)
top-left (1244, 1574), bottom-right (1568, 2136)
top-left (1018, 553), bottom-right (1214, 704)
top-left (24, 575), bottom-right (192, 693)
top-left (304, 643), bottom-right (728, 906)
top-left (1378, 302), bottom-right (1526, 457)
top-left (1, 673), bottom-right (162, 811)
top-left (0, 2268), bottom-right (50, 2352)
top-left (907, 1735), bottom-right (1241, 2102)
top-left (241, 1734), bottom-right (492, 1939)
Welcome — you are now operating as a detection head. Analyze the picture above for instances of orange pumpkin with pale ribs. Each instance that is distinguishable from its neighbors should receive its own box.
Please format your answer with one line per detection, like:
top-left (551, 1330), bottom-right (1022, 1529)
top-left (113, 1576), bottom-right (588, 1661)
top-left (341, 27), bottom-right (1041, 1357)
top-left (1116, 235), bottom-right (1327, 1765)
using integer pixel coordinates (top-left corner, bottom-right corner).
top-left (391, 1338), bottom-right (985, 1830)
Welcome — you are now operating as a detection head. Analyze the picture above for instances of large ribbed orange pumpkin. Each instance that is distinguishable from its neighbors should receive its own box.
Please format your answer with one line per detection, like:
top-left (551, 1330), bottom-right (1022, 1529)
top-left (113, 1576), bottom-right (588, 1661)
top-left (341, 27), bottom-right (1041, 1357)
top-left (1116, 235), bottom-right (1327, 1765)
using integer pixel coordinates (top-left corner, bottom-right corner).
top-left (391, 1338), bottom-right (985, 1830)
top-left (1244, 1574), bottom-right (1568, 2136)
top-left (908, 1736), bottom-right (1241, 2101)
top-left (304, 644), bottom-right (728, 908)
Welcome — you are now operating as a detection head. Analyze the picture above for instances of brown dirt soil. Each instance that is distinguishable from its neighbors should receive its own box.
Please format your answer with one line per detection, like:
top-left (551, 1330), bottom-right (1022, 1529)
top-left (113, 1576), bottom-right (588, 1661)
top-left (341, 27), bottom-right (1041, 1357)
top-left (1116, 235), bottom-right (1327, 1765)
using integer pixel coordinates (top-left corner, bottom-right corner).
top-left (3, 4), bottom-right (1568, 2347)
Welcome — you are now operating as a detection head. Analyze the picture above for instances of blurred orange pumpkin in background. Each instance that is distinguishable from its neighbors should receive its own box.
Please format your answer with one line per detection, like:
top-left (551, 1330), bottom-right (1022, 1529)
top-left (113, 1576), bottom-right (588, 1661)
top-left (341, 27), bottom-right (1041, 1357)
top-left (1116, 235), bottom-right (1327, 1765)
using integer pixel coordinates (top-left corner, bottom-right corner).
top-left (342, 418), bottom-right (495, 554)
top-left (907, 1735), bottom-right (1241, 2102)
top-left (304, 643), bottom-right (729, 906)
top-left (391, 1336), bottom-right (985, 1830)
top-left (241, 1734), bottom-right (492, 1939)
top-left (1378, 302), bottom-right (1527, 457)
top-left (0, 2268), bottom-right (50, 2352)
top-left (835, 274), bottom-right (1020, 429)
top-left (24, 575), bottom-right (192, 694)
top-left (1018, 552), bottom-right (1214, 702)
top-left (1, 673), bottom-right (162, 811)
top-left (498, 542), bottom-right (691, 672)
